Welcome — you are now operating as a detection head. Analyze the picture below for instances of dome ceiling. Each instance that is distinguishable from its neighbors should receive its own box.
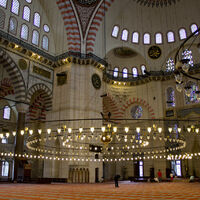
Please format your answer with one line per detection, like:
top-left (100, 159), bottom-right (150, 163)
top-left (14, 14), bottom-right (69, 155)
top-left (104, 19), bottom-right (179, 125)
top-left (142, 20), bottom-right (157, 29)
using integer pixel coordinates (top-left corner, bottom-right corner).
top-left (133, 0), bottom-right (180, 7)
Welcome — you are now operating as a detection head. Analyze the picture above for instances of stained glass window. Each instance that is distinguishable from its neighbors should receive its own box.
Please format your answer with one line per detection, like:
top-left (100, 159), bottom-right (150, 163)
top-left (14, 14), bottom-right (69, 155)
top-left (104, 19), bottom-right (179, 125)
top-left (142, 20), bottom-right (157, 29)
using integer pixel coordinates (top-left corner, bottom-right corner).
top-left (23, 6), bottom-right (30, 21)
top-left (26, 0), bottom-right (32, 3)
top-left (112, 26), bottom-right (119, 37)
top-left (131, 105), bottom-right (143, 119)
top-left (167, 87), bottom-right (175, 107)
top-left (185, 81), bottom-right (199, 104)
top-left (20, 24), bottom-right (28, 40)
top-left (122, 68), bottom-right (128, 78)
top-left (182, 49), bottom-right (193, 66)
top-left (44, 24), bottom-right (50, 33)
top-left (121, 29), bottom-right (128, 41)
top-left (42, 35), bottom-right (49, 50)
top-left (155, 33), bottom-right (162, 44)
top-left (166, 58), bottom-right (175, 72)
top-left (3, 106), bottom-right (11, 120)
top-left (0, 0), bottom-right (7, 8)
top-left (144, 33), bottom-right (150, 44)
top-left (132, 32), bottom-right (139, 43)
top-left (1, 161), bottom-right (9, 176)
top-left (167, 31), bottom-right (175, 43)
top-left (141, 65), bottom-right (146, 75)
top-left (32, 30), bottom-right (39, 45)
top-left (132, 67), bottom-right (138, 77)
top-left (113, 67), bottom-right (119, 77)
top-left (179, 28), bottom-right (187, 40)
top-left (191, 24), bottom-right (198, 34)
top-left (11, 0), bottom-right (19, 15)
top-left (33, 12), bottom-right (40, 27)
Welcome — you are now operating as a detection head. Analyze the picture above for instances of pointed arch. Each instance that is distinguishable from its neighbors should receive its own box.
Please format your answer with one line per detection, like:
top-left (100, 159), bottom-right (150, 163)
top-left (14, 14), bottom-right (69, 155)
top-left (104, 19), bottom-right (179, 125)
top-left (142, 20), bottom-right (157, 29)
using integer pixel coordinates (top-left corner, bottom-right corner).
top-left (0, 48), bottom-right (26, 102)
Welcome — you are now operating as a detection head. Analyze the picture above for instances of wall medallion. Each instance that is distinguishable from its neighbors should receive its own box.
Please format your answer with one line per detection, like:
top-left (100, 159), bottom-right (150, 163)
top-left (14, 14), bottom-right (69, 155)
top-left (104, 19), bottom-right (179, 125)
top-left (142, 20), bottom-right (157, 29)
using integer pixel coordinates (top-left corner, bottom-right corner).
top-left (148, 46), bottom-right (162, 59)
top-left (92, 73), bottom-right (101, 89)
top-left (18, 59), bottom-right (28, 70)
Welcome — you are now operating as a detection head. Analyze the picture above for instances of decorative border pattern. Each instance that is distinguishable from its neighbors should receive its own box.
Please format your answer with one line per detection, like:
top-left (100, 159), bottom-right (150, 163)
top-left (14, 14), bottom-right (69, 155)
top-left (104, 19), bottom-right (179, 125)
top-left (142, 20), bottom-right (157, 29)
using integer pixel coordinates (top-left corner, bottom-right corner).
top-left (0, 48), bottom-right (26, 102)
top-left (57, 0), bottom-right (81, 52)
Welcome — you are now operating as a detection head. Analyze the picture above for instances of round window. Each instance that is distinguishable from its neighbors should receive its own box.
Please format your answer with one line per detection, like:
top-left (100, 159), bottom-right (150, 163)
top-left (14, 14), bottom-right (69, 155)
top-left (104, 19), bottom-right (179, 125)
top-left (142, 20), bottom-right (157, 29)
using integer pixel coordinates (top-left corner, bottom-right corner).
top-left (44, 25), bottom-right (50, 33)
top-left (130, 105), bottom-right (143, 119)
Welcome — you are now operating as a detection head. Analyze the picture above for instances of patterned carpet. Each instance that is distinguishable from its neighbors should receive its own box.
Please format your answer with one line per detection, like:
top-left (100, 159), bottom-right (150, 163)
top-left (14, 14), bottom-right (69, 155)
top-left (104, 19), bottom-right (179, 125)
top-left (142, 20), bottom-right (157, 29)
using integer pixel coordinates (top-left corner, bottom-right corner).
top-left (0, 181), bottom-right (200, 200)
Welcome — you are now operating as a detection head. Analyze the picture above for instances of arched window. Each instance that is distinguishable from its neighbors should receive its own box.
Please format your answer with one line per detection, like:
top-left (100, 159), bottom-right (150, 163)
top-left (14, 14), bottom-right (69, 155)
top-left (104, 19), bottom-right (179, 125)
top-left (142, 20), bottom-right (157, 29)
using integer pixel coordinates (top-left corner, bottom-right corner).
top-left (9, 17), bottom-right (17, 35)
top-left (167, 31), bottom-right (175, 43)
top-left (166, 87), bottom-right (175, 107)
top-left (122, 68), bottom-right (128, 78)
top-left (191, 24), bottom-right (198, 34)
top-left (33, 12), bottom-right (40, 27)
top-left (166, 58), bottom-right (175, 72)
top-left (113, 67), bottom-right (119, 77)
top-left (42, 35), bottom-right (49, 50)
top-left (141, 65), bottom-right (146, 75)
top-left (11, 0), bottom-right (19, 15)
top-left (0, 9), bottom-right (5, 29)
top-left (1, 161), bottom-right (9, 176)
top-left (0, 0), bottom-right (7, 8)
top-left (23, 6), bottom-right (30, 21)
top-left (143, 33), bottom-right (150, 44)
top-left (26, 0), bottom-right (32, 3)
top-left (3, 106), bottom-right (11, 120)
top-left (182, 49), bottom-right (193, 66)
top-left (112, 25), bottom-right (119, 37)
top-left (20, 24), bottom-right (28, 40)
top-left (185, 81), bottom-right (199, 104)
top-left (32, 30), bottom-right (39, 45)
top-left (121, 29), bottom-right (128, 41)
top-left (132, 32), bottom-right (139, 43)
top-left (132, 67), bottom-right (138, 77)
top-left (155, 33), bottom-right (162, 44)
top-left (179, 28), bottom-right (187, 40)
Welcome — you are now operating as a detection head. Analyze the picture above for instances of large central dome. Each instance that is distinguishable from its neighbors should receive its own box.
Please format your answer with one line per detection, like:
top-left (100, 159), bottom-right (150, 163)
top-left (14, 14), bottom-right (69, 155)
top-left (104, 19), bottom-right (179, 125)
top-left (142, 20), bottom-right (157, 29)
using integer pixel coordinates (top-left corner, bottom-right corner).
top-left (133, 0), bottom-right (180, 7)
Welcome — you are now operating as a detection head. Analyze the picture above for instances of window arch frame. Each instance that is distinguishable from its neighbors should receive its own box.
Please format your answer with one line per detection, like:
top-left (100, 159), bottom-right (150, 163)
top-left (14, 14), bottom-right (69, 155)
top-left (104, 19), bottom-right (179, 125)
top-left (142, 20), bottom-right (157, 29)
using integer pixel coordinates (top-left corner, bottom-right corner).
top-left (8, 16), bottom-right (18, 35)
top-left (11, 0), bottom-right (20, 15)
top-left (113, 67), bottom-right (119, 78)
top-left (32, 29), bottom-right (40, 46)
top-left (22, 5), bottom-right (31, 22)
top-left (0, 9), bottom-right (6, 29)
top-left (33, 12), bottom-right (41, 28)
top-left (42, 35), bottom-right (49, 51)
top-left (143, 32), bottom-right (151, 45)
top-left (121, 29), bottom-right (129, 42)
top-left (166, 86), bottom-right (176, 108)
top-left (3, 105), bottom-right (11, 120)
top-left (132, 67), bottom-right (138, 78)
top-left (155, 32), bottom-right (163, 44)
top-left (140, 65), bottom-right (146, 75)
top-left (111, 25), bottom-right (120, 38)
top-left (179, 28), bottom-right (187, 40)
top-left (167, 31), bottom-right (175, 43)
top-left (132, 31), bottom-right (139, 44)
top-left (20, 23), bottom-right (29, 40)
top-left (0, 0), bottom-right (8, 8)
top-left (122, 67), bottom-right (128, 78)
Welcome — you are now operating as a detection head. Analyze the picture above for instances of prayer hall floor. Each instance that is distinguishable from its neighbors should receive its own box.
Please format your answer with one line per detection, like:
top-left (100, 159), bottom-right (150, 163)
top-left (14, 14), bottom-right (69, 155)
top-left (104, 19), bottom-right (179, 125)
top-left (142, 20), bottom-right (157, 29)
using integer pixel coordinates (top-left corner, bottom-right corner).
top-left (0, 181), bottom-right (200, 200)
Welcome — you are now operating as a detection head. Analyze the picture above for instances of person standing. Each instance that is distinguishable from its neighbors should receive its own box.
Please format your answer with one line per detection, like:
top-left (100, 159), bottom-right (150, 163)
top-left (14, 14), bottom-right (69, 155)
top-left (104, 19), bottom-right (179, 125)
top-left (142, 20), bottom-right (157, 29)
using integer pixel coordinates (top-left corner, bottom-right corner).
top-left (114, 175), bottom-right (119, 187)
top-left (170, 172), bottom-right (174, 182)
top-left (157, 169), bottom-right (162, 182)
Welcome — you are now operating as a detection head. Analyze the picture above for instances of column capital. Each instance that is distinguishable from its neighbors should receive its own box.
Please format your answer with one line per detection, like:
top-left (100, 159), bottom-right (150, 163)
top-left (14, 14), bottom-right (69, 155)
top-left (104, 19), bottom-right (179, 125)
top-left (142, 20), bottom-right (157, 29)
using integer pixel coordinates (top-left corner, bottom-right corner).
top-left (16, 103), bottom-right (29, 113)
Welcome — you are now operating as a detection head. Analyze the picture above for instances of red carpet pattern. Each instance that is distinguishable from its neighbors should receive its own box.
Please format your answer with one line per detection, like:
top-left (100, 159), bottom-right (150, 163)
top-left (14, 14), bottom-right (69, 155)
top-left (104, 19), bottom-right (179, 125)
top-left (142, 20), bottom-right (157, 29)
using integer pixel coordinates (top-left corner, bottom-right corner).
top-left (0, 182), bottom-right (200, 200)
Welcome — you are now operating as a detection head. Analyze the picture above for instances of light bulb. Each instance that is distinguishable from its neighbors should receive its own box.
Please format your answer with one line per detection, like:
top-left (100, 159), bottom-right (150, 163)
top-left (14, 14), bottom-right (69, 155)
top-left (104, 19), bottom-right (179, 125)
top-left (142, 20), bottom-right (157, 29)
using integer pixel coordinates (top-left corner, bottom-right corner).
top-left (38, 129), bottom-right (42, 135)
top-left (187, 127), bottom-right (191, 133)
top-left (47, 129), bottom-right (51, 134)
top-left (68, 128), bottom-right (72, 133)
top-left (178, 128), bottom-right (181, 133)
top-left (29, 130), bottom-right (33, 135)
top-left (168, 127), bottom-right (172, 133)
top-left (136, 127), bottom-right (140, 133)
top-left (101, 127), bottom-right (106, 132)
top-left (113, 127), bottom-right (117, 133)
top-left (158, 127), bottom-right (162, 133)
top-left (57, 128), bottom-right (61, 134)
top-left (79, 128), bottom-right (83, 133)
top-left (20, 130), bottom-right (24, 135)
top-left (195, 128), bottom-right (199, 134)
top-left (147, 127), bottom-right (151, 133)
top-left (12, 131), bottom-right (16, 136)
top-left (90, 127), bottom-right (94, 133)
top-left (6, 132), bottom-right (9, 138)
top-left (125, 127), bottom-right (129, 133)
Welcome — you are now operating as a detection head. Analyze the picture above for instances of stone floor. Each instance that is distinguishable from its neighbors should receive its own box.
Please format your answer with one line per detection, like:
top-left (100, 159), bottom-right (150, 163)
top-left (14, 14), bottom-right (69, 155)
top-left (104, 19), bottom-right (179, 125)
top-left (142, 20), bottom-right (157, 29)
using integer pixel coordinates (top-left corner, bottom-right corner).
top-left (0, 181), bottom-right (199, 200)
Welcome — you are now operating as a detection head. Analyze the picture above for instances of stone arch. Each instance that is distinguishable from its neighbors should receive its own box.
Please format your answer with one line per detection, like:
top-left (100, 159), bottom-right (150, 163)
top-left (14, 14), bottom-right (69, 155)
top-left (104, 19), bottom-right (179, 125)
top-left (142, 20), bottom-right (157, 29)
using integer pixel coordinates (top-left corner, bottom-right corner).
top-left (0, 78), bottom-right (14, 97)
top-left (56, 0), bottom-right (81, 52)
top-left (27, 83), bottom-right (52, 121)
top-left (86, 0), bottom-right (115, 53)
top-left (0, 48), bottom-right (26, 102)
top-left (120, 97), bottom-right (155, 119)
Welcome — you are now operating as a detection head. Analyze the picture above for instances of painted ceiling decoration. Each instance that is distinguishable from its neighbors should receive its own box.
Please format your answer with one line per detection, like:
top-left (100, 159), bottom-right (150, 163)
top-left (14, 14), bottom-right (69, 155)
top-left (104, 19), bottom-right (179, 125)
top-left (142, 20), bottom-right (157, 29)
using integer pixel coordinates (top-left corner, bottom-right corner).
top-left (73, 0), bottom-right (101, 38)
top-left (133, 0), bottom-right (180, 7)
